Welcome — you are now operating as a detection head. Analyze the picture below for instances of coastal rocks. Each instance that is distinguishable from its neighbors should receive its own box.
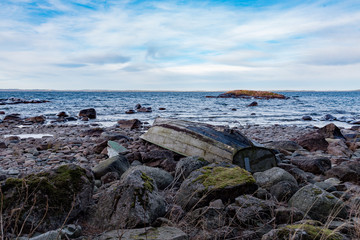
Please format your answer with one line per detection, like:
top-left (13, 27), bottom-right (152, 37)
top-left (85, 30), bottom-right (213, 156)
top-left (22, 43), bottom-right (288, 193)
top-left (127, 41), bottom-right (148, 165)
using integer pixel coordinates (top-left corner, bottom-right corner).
top-left (1, 164), bottom-right (94, 235)
top-left (0, 111), bottom-right (5, 114)
top-left (325, 161), bottom-right (360, 184)
top-left (89, 168), bottom-right (166, 230)
top-left (319, 123), bottom-right (345, 139)
top-left (321, 114), bottom-right (337, 121)
top-left (175, 163), bottom-right (257, 210)
top-left (327, 139), bottom-right (352, 157)
top-left (290, 156), bottom-right (332, 174)
top-left (296, 132), bottom-right (329, 152)
top-left (125, 109), bottom-right (136, 114)
top-left (117, 119), bottom-right (142, 129)
top-left (79, 108), bottom-right (96, 119)
top-left (247, 101), bottom-right (258, 107)
top-left (302, 115), bottom-right (312, 121)
top-left (27, 224), bottom-right (82, 240)
top-left (95, 226), bottom-right (188, 240)
top-left (4, 113), bottom-right (22, 121)
top-left (0, 97), bottom-right (49, 105)
top-left (253, 167), bottom-right (298, 201)
top-left (25, 115), bottom-right (46, 124)
top-left (288, 184), bottom-right (348, 222)
top-left (92, 155), bottom-right (130, 179)
top-left (175, 156), bottom-right (210, 182)
top-left (263, 141), bottom-right (303, 153)
top-left (57, 111), bottom-right (69, 118)
top-left (125, 165), bottom-right (174, 190)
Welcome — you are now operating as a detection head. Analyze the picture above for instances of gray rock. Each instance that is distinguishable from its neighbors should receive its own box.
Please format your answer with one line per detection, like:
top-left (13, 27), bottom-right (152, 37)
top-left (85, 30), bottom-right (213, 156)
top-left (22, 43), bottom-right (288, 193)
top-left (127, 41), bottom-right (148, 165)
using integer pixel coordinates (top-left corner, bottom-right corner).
top-left (290, 156), bottom-right (331, 174)
top-left (270, 180), bottom-right (299, 202)
top-left (263, 141), bottom-right (303, 152)
top-left (95, 226), bottom-right (188, 240)
top-left (124, 165), bottom-right (174, 190)
top-left (274, 207), bottom-right (304, 224)
top-left (314, 181), bottom-right (337, 192)
top-left (29, 224), bottom-right (82, 240)
top-left (175, 163), bottom-right (257, 210)
top-left (288, 184), bottom-right (348, 222)
top-left (92, 155), bottom-right (130, 179)
top-left (253, 167), bottom-right (298, 190)
top-left (175, 156), bottom-right (210, 181)
top-left (89, 167), bottom-right (166, 230)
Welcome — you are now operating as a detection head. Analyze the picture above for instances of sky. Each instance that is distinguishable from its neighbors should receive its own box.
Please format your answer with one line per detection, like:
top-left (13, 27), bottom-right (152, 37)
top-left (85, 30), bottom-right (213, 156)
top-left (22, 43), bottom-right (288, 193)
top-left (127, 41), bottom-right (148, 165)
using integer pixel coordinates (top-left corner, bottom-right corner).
top-left (0, 0), bottom-right (360, 91)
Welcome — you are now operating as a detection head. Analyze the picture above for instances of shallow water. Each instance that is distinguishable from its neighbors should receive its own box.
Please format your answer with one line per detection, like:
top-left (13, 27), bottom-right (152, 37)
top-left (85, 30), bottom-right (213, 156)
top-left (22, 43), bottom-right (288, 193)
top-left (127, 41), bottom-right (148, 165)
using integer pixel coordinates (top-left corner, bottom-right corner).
top-left (0, 91), bottom-right (359, 128)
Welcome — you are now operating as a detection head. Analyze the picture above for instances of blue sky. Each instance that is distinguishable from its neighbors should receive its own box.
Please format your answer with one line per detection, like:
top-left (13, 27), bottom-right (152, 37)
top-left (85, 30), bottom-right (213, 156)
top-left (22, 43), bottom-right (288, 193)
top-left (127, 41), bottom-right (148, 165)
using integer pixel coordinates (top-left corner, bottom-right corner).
top-left (0, 0), bottom-right (359, 90)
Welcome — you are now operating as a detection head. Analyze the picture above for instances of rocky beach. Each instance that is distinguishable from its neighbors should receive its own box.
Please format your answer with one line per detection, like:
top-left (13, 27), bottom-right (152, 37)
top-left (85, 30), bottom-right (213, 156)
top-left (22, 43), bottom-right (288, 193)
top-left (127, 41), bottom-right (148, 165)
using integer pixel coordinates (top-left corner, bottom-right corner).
top-left (1, 104), bottom-right (360, 240)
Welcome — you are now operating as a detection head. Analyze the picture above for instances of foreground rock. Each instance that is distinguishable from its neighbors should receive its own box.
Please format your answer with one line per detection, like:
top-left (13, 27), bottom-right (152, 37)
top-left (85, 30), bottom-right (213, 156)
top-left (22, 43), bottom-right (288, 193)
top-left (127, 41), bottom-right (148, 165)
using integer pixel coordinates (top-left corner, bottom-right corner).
top-left (175, 163), bottom-right (257, 210)
top-left (92, 155), bottom-right (130, 179)
top-left (288, 184), bottom-right (347, 222)
top-left (89, 167), bottom-right (166, 230)
top-left (95, 226), bottom-right (188, 240)
top-left (79, 108), bottom-right (96, 119)
top-left (1, 164), bottom-right (93, 236)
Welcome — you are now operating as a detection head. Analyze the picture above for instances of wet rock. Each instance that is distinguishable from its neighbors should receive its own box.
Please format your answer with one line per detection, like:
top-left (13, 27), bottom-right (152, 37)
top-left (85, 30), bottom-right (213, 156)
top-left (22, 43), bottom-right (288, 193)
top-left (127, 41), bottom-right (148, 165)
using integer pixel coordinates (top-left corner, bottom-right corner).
top-left (66, 116), bottom-right (77, 121)
top-left (327, 139), bottom-right (352, 157)
top-left (288, 184), bottom-right (348, 222)
top-left (95, 226), bottom-right (188, 240)
top-left (117, 119), bottom-right (142, 129)
top-left (326, 161), bottom-right (360, 184)
top-left (0, 111), bottom-right (5, 114)
top-left (321, 114), bottom-right (337, 121)
top-left (175, 156), bottom-right (210, 182)
top-left (137, 107), bottom-right (152, 112)
top-left (1, 164), bottom-right (93, 234)
top-left (247, 101), bottom-right (258, 107)
top-left (270, 180), bottom-right (299, 202)
top-left (159, 107), bottom-right (166, 110)
top-left (318, 123), bottom-right (345, 139)
top-left (125, 109), bottom-right (136, 114)
top-left (25, 115), bottom-right (46, 124)
top-left (0, 141), bottom-right (7, 148)
top-left (296, 132), bottom-right (329, 152)
top-left (126, 165), bottom-right (174, 190)
top-left (57, 111), bottom-right (69, 118)
top-left (4, 113), bottom-right (22, 121)
top-left (135, 103), bottom-right (142, 109)
top-left (79, 108), bottom-right (96, 119)
top-left (89, 167), bottom-right (166, 230)
top-left (175, 163), bottom-right (257, 210)
top-left (302, 115), bottom-right (312, 121)
top-left (290, 156), bottom-right (331, 174)
top-left (92, 155), bottom-right (130, 179)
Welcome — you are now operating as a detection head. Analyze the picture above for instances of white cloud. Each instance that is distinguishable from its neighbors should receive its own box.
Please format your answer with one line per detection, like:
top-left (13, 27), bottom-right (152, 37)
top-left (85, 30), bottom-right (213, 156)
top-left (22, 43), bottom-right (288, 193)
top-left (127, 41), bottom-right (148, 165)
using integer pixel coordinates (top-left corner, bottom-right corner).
top-left (0, 0), bottom-right (359, 90)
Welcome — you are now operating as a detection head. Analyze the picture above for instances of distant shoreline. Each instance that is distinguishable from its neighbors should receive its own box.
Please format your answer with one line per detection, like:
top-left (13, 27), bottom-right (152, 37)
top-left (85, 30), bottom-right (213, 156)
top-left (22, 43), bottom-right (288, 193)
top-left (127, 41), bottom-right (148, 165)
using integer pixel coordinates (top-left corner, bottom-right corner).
top-left (0, 89), bottom-right (359, 92)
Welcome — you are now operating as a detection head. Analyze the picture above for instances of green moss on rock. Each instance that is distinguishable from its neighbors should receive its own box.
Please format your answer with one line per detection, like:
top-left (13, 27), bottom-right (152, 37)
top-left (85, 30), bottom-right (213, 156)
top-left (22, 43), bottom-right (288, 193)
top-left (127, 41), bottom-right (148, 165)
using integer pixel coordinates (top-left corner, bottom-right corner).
top-left (278, 223), bottom-right (342, 240)
top-left (194, 166), bottom-right (255, 190)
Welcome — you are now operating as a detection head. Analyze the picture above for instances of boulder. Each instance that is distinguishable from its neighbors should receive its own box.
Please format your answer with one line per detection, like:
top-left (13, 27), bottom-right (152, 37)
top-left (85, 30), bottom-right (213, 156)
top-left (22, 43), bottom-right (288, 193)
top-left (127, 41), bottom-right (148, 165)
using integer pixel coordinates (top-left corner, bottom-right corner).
top-left (1, 164), bottom-right (93, 235)
top-left (57, 111), bottom-right (69, 118)
top-left (4, 113), bottom-right (22, 121)
top-left (263, 141), bottom-right (303, 152)
top-left (125, 109), bottom-right (136, 114)
top-left (175, 156), bottom-right (210, 182)
top-left (92, 155), bottom-right (130, 179)
top-left (274, 207), bottom-right (304, 224)
top-left (247, 101), bottom-right (258, 107)
top-left (296, 132), bottom-right (329, 152)
top-left (302, 115), bottom-right (312, 121)
top-left (126, 165), bottom-right (174, 190)
top-left (270, 181), bottom-right (299, 202)
top-left (175, 163), bottom-right (257, 210)
top-left (137, 107), bottom-right (152, 112)
top-left (288, 184), bottom-right (348, 222)
top-left (89, 168), bottom-right (166, 230)
top-left (0, 141), bottom-right (7, 148)
top-left (185, 205), bottom-right (227, 230)
top-left (321, 114), bottom-right (337, 121)
top-left (79, 108), bottom-right (96, 119)
top-left (95, 226), bottom-right (188, 240)
top-left (0, 111), bottom-right (5, 114)
top-left (290, 156), bottom-right (331, 174)
top-left (326, 161), bottom-right (360, 184)
top-left (25, 115), bottom-right (46, 123)
top-left (117, 119), bottom-right (142, 129)
top-left (29, 224), bottom-right (82, 240)
top-left (318, 123), bottom-right (345, 139)
top-left (327, 139), bottom-right (352, 157)
top-left (253, 167), bottom-right (298, 190)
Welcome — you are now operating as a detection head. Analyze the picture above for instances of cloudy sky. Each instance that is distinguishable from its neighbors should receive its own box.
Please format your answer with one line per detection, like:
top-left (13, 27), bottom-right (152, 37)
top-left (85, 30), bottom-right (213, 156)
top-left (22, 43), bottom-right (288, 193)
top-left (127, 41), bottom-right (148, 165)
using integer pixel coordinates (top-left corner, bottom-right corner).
top-left (0, 0), bottom-right (359, 90)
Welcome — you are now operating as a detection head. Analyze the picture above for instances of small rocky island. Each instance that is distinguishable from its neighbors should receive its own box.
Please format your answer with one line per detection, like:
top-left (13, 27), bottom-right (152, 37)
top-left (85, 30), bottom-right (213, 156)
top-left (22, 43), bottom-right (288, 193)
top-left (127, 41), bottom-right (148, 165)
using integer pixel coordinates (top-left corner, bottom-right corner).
top-left (207, 90), bottom-right (287, 99)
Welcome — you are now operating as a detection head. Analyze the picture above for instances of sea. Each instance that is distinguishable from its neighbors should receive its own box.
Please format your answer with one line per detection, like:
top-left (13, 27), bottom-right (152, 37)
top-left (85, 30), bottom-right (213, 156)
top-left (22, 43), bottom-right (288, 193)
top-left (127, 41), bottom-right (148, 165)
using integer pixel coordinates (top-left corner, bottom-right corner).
top-left (0, 91), bottom-right (359, 128)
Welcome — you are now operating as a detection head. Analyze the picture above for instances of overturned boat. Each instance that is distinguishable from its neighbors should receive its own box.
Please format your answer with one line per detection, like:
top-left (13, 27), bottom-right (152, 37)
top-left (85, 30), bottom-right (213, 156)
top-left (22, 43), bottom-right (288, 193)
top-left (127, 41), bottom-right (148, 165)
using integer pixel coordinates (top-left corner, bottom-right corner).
top-left (141, 118), bottom-right (277, 173)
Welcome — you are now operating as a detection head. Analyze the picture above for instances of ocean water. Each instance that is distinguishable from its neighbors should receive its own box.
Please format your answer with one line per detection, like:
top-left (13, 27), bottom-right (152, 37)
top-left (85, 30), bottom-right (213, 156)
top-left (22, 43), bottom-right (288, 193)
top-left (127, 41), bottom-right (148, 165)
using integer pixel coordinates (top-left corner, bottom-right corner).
top-left (0, 91), bottom-right (359, 128)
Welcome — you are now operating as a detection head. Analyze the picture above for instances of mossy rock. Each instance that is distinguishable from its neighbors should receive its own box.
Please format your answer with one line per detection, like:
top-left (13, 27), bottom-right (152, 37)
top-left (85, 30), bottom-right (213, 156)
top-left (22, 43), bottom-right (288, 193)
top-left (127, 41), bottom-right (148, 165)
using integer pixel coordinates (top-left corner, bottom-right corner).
top-left (175, 163), bottom-right (258, 210)
top-left (263, 221), bottom-right (344, 240)
top-left (1, 164), bottom-right (94, 236)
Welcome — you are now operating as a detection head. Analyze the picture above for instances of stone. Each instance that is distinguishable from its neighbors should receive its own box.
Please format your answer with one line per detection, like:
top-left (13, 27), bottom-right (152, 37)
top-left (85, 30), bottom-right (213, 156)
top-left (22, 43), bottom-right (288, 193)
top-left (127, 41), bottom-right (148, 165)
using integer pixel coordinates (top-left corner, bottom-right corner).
top-left (57, 111), bottom-right (69, 117)
top-left (247, 101), bottom-right (258, 107)
top-left (326, 161), bottom-right (360, 184)
top-left (0, 141), bottom-right (7, 148)
top-left (89, 168), bottom-right (166, 230)
top-left (117, 119), bottom-right (142, 129)
top-left (253, 167), bottom-right (298, 191)
top-left (4, 113), bottom-right (22, 121)
top-left (327, 139), bottom-right (352, 157)
top-left (296, 132), bottom-right (329, 152)
top-left (175, 163), bottom-right (258, 210)
top-left (92, 155), bottom-right (130, 179)
top-left (302, 115), bottom-right (312, 121)
top-left (175, 156), bottom-right (210, 182)
top-left (125, 165), bottom-right (174, 190)
top-left (29, 224), bottom-right (82, 240)
top-left (186, 206), bottom-right (227, 229)
top-left (0, 111), bottom-right (5, 114)
top-left (318, 123), bottom-right (345, 139)
top-left (95, 226), bottom-right (188, 240)
top-left (321, 114), bottom-right (337, 121)
top-left (101, 171), bottom-right (120, 184)
top-left (137, 107), bottom-right (152, 112)
top-left (290, 156), bottom-right (331, 174)
top-left (135, 103), bottom-right (142, 109)
top-left (125, 109), bottom-right (136, 114)
top-left (1, 165), bottom-right (93, 235)
top-left (159, 107), bottom-right (166, 110)
top-left (270, 180), bottom-right (299, 202)
top-left (288, 184), bottom-right (348, 222)
top-left (25, 115), bottom-right (46, 123)
top-left (263, 141), bottom-right (303, 152)
top-left (274, 207), bottom-right (304, 224)
top-left (79, 108), bottom-right (96, 119)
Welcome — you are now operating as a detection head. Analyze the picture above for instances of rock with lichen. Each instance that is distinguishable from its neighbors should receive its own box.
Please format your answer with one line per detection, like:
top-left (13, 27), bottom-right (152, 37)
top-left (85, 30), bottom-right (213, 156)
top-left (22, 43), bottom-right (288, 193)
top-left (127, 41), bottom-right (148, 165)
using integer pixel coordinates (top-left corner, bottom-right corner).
top-left (175, 162), bottom-right (258, 210)
top-left (1, 164), bottom-right (94, 236)
top-left (89, 167), bottom-right (166, 230)
top-left (262, 220), bottom-right (345, 240)
top-left (288, 184), bottom-right (348, 222)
